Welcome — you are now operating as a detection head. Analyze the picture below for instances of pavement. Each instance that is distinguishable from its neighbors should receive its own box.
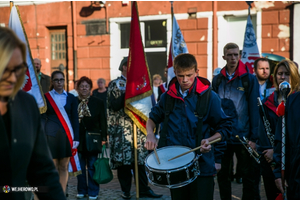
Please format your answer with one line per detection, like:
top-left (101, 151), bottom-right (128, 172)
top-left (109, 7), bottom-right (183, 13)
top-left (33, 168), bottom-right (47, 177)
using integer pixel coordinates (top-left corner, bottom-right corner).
top-left (66, 170), bottom-right (268, 200)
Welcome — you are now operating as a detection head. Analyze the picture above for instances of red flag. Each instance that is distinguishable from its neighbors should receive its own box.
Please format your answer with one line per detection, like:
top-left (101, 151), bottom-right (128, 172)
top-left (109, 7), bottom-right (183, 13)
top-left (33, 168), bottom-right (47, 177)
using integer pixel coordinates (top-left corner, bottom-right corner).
top-left (124, 1), bottom-right (153, 135)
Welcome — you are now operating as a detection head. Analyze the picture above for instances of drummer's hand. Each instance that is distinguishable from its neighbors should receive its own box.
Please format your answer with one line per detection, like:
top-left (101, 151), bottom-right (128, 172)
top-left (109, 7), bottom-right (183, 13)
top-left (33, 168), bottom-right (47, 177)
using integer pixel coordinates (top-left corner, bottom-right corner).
top-left (200, 139), bottom-right (211, 153)
top-left (144, 133), bottom-right (157, 150)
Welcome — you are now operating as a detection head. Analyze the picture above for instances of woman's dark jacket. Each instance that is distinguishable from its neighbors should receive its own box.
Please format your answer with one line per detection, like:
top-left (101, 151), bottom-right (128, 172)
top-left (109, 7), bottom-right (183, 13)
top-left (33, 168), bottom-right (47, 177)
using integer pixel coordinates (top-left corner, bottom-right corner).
top-left (77, 96), bottom-right (107, 153)
top-left (257, 91), bottom-right (279, 155)
top-left (273, 91), bottom-right (300, 199)
top-left (0, 90), bottom-right (66, 200)
top-left (42, 92), bottom-right (79, 141)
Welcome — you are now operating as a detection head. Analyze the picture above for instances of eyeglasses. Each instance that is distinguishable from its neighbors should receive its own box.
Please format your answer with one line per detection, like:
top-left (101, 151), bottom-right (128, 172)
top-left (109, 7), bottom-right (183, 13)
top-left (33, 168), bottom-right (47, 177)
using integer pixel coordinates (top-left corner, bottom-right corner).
top-left (53, 78), bottom-right (65, 83)
top-left (1, 62), bottom-right (28, 81)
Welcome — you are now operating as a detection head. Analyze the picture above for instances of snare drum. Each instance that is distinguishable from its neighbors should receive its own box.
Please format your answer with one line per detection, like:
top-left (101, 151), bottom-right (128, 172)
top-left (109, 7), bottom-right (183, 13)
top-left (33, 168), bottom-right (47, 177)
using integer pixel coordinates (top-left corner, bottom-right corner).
top-left (145, 146), bottom-right (200, 189)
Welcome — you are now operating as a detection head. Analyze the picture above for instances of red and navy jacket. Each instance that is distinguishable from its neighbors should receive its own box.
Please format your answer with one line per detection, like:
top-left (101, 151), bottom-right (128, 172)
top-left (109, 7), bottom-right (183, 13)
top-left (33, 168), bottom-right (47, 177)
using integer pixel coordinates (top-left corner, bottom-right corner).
top-left (257, 91), bottom-right (279, 155)
top-left (149, 76), bottom-right (232, 176)
top-left (273, 92), bottom-right (300, 199)
top-left (212, 60), bottom-right (260, 144)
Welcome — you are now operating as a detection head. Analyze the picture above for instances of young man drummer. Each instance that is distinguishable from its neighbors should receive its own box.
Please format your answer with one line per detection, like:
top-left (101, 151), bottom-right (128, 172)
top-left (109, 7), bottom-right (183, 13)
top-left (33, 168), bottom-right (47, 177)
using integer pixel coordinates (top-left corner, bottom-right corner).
top-left (145, 53), bottom-right (232, 200)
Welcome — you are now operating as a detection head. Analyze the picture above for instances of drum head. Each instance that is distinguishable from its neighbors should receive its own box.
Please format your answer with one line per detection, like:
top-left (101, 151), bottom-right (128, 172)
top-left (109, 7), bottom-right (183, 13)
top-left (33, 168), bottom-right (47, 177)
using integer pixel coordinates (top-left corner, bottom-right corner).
top-left (146, 146), bottom-right (195, 170)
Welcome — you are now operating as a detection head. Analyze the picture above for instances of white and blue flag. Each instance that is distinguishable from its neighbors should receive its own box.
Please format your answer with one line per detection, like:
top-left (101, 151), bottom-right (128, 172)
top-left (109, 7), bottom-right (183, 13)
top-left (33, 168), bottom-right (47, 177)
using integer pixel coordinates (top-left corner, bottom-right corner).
top-left (241, 15), bottom-right (260, 74)
top-left (168, 15), bottom-right (189, 84)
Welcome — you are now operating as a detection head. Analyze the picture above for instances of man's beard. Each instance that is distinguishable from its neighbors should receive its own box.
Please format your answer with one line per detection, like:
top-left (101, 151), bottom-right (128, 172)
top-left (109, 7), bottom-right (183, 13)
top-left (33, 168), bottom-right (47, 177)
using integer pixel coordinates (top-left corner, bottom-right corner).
top-left (256, 74), bottom-right (269, 82)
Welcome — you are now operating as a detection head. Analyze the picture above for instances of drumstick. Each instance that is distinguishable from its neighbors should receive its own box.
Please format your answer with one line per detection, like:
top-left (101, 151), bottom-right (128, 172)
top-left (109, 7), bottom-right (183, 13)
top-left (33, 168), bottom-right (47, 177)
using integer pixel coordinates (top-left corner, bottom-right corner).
top-left (168, 138), bottom-right (221, 161)
top-left (153, 148), bottom-right (160, 164)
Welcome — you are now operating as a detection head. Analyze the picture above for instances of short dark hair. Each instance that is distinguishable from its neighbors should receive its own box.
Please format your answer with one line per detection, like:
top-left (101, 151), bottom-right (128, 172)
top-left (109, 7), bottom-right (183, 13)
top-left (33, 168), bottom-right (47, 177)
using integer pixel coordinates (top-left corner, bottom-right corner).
top-left (173, 53), bottom-right (197, 71)
top-left (254, 57), bottom-right (270, 71)
top-left (50, 71), bottom-right (65, 90)
top-left (77, 76), bottom-right (93, 89)
top-left (223, 43), bottom-right (239, 55)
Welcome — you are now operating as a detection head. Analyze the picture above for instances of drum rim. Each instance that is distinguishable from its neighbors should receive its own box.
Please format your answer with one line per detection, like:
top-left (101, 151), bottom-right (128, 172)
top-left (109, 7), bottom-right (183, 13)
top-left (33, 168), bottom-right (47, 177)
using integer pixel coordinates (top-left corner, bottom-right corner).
top-left (145, 145), bottom-right (196, 170)
top-left (147, 174), bottom-right (198, 189)
top-left (145, 155), bottom-right (201, 189)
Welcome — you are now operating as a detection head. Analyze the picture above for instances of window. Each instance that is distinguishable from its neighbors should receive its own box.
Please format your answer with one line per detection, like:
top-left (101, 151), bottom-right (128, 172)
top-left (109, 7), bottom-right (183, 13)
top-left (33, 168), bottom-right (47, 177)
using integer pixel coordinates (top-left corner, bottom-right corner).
top-left (50, 31), bottom-right (66, 60)
top-left (120, 23), bottom-right (130, 49)
top-left (120, 20), bottom-right (167, 49)
top-left (144, 20), bottom-right (167, 48)
top-left (146, 52), bottom-right (167, 82)
top-left (118, 19), bottom-right (168, 80)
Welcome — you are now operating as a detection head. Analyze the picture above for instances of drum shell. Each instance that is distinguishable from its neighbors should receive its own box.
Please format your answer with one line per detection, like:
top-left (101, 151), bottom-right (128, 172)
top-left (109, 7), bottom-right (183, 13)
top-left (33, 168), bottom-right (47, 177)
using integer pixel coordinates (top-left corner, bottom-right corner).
top-left (145, 149), bottom-right (200, 189)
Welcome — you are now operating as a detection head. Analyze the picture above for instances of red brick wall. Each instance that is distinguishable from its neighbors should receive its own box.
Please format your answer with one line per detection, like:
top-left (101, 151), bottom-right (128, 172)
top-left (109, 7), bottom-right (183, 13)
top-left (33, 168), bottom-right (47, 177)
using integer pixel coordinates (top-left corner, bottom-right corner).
top-left (177, 18), bottom-right (209, 77)
top-left (0, 1), bottom-right (294, 90)
top-left (261, 2), bottom-right (291, 58)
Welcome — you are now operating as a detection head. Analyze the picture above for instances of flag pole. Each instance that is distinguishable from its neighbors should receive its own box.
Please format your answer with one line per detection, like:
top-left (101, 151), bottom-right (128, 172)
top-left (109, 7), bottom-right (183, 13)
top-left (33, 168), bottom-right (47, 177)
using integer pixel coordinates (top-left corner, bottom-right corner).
top-left (130, 3), bottom-right (139, 198)
top-left (133, 123), bottom-right (139, 199)
top-left (248, 4), bottom-right (252, 19)
top-left (10, 1), bottom-right (13, 10)
top-left (170, 1), bottom-right (174, 59)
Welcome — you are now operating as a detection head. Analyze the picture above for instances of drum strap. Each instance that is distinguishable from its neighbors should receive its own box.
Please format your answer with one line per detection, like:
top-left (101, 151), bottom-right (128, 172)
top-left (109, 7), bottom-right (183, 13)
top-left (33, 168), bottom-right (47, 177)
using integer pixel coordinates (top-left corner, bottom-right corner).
top-left (158, 87), bottom-right (212, 151)
top-left (157, 94), bottom-right (174, 148)
top-left (195, 87), bottom-right (211, 154)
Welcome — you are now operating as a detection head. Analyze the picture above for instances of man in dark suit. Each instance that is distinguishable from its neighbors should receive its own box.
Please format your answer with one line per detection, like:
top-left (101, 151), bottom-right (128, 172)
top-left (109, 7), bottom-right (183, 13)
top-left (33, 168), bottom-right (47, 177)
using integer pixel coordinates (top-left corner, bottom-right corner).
top-left (34, 58), bottom-right (51, 93)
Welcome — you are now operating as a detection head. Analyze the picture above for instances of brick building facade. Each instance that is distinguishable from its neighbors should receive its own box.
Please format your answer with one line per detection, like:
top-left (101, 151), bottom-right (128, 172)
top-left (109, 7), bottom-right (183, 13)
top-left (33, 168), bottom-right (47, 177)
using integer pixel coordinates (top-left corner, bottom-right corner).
top-left (0, 1), bottom-right (299, 91)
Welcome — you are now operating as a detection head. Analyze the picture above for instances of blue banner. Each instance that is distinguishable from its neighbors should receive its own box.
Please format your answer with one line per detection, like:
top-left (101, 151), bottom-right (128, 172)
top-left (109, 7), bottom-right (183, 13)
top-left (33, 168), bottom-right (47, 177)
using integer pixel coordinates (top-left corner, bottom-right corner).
top-left (172, 15), bottom-right (188, 59)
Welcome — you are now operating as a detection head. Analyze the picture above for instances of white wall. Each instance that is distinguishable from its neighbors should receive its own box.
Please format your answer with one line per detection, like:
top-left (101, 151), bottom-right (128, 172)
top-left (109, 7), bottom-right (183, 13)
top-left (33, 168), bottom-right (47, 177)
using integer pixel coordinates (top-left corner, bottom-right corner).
top-left (217, 9), bottom-right (261, 68)
top-left (294, 4), bottom-right (300, 70)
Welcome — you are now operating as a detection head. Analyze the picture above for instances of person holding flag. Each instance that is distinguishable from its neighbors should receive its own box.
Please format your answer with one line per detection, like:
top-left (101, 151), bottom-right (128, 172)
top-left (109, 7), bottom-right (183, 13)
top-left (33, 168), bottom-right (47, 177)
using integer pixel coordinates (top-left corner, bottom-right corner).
top-left (107, 57), bottom-right (162, 200)
top-left (0, 26), bottom-right (66, 200)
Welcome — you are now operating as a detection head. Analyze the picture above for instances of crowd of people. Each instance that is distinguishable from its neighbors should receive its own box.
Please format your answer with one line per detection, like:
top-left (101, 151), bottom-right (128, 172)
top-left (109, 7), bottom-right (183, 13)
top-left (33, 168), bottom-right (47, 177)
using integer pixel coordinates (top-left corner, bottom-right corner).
top-left (1, 24), bottom-right (300, 200)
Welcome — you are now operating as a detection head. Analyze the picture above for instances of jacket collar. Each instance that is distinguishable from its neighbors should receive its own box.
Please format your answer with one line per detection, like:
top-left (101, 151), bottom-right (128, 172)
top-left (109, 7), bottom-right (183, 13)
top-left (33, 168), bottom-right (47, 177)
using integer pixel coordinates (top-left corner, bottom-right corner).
top-left (220, 60), bottom-right (248, 82)
top-left (264, 91), bottom-right (278, 114)
top-left (167, 76), bottom-right (210, 101)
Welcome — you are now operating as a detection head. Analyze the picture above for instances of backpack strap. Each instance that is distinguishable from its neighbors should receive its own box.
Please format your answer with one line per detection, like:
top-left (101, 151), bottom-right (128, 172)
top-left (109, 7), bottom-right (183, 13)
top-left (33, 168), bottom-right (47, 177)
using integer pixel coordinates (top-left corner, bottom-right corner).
top-left (157, 94), bottom-right (175, 148)
top-left (195, 87), bottom-right (212, 154)
top-left (241, 75), bottom-right (249, 101)
top-left (214, 74), bottom-right (222, 93)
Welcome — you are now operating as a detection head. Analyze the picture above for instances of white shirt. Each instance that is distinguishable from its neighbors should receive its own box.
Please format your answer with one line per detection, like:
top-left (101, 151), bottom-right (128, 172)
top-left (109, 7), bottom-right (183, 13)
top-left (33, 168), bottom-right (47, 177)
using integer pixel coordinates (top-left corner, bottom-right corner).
top-left (226, 71), bottom-right (235, 80)
top-left (179, 87), bottom-right (189, 99)
top-left (153, 86), bottom-right (159, 101)
top-left (69, 89), bottom-right (78, 97)
top-left (259, 82), bottom-right (267, 100)
top-left (51, 89), bottom-right (68, 106)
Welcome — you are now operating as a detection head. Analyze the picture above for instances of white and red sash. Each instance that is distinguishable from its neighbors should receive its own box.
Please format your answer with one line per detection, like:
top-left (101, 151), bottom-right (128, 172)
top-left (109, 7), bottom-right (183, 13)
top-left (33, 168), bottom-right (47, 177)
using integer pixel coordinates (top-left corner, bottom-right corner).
top-left (45, 90), bottom-right (81, 176)
top-left (159, 82), bottom-right (167, 93)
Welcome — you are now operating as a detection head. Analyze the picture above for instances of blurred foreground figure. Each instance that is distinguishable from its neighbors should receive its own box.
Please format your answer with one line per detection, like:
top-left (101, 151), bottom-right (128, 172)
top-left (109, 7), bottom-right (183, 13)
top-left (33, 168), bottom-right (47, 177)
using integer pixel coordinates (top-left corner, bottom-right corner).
top-left (0, 27), bottom-right (66, 200)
